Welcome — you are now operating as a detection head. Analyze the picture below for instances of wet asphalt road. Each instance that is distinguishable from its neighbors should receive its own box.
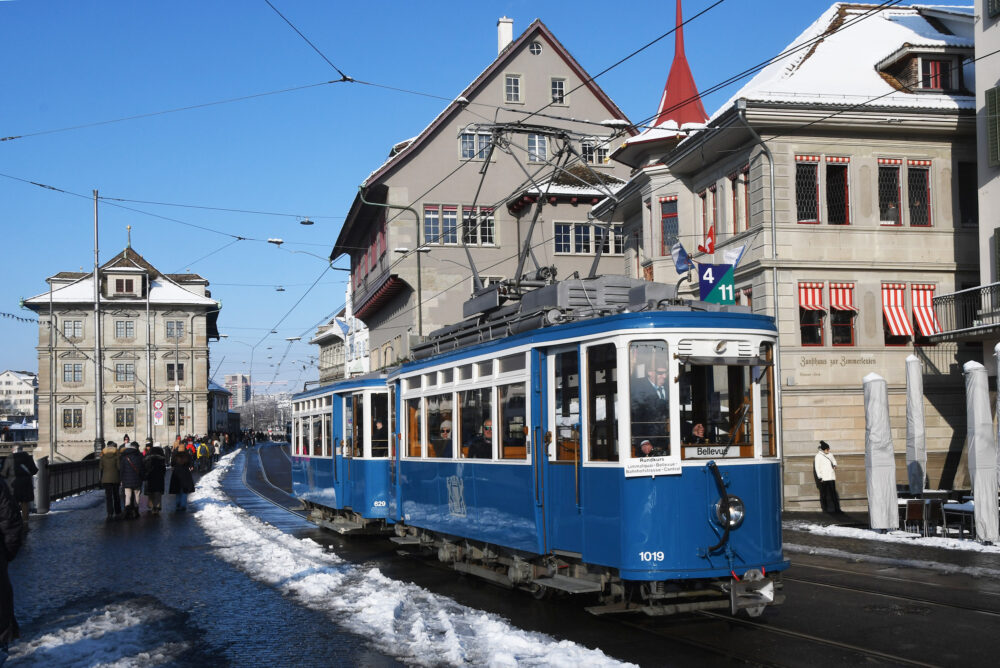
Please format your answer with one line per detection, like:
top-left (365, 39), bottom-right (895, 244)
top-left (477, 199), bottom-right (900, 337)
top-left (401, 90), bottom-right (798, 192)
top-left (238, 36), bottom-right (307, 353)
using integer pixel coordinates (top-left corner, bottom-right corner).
top-left (11, 444), bottom-right (1000, 667)
top-left (10, 452), bottom-right (400, 667)
top-left (255, 444), bottom-right (1000, 667)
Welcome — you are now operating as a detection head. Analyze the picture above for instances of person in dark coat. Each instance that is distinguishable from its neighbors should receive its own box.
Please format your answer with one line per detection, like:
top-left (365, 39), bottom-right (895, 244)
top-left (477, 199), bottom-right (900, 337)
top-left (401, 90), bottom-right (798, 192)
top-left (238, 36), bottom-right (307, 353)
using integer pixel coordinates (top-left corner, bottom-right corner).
top-left (99, 441), bottom-right (122, 520)
top-left (119, 442), bottom-right (144, 519)
top-left (168, 443), bottom-right (195, 512)
top-left (143, 445), bottom-right (167, 514)
top-left (1, 446), bottom-right (38, 523)
top-left (0, 477), bottom-right (26, 660)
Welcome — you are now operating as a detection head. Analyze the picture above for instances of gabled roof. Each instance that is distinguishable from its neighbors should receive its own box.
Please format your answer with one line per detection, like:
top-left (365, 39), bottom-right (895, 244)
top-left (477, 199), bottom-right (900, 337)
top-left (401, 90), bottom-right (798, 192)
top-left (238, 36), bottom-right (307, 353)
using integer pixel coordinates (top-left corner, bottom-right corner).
top-left (333, 19), bottom-right (634, 257)
top-left (23, 247), bottom-right (217, 308)
top-left (712, 3), bottom-right (974, 119)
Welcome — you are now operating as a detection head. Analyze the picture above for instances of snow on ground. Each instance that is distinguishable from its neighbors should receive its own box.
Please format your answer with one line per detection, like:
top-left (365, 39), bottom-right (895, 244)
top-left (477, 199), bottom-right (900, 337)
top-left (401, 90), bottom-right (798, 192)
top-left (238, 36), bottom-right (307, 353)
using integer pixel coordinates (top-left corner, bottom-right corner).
top-left (7, 598), bottom-right (191, 667)
top-left (193, 452), bottom-right (632, 668)
top-left (785, 520), bottom-right (1000, 554)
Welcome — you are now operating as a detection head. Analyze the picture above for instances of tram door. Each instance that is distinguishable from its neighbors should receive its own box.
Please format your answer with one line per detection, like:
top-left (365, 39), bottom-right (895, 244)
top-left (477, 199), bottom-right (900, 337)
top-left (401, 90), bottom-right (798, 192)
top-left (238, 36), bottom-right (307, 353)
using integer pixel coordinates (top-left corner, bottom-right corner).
top-left (539, 347), bottom-right (584, 554)
top-left (331, 393), bottom-right (346, 508)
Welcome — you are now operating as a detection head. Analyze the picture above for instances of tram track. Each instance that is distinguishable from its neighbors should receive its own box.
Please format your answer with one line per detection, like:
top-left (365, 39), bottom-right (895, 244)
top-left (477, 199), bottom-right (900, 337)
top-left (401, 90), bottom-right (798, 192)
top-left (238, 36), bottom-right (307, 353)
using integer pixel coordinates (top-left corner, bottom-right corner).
top-left (783, 570), bottom-right (1000, 618)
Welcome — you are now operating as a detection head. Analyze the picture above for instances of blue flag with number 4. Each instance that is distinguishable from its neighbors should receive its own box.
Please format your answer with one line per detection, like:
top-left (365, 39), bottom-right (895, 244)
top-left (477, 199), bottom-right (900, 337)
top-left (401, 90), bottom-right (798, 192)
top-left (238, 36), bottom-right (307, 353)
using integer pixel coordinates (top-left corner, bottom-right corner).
top-left (698, 264), bottom-right (735, 304)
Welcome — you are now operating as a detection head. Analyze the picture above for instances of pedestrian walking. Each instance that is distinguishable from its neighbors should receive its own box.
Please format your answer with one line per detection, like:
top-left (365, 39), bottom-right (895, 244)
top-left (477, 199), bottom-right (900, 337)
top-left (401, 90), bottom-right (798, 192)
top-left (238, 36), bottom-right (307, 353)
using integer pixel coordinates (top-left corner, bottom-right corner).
top-left (119, 440), bottom-right (144, 519)
top-left (0, 474), bottom-right (26, 664)
top-left (168, 442), bottom-right (195, 512)
top-left (815, 441), bottom-right (841, 514)
top-left (143, 444), bottom-right (166, 514)
top-left (1, 446), bottom-right (38, 524)
top-left (99, 441), bottom-right (122, 520)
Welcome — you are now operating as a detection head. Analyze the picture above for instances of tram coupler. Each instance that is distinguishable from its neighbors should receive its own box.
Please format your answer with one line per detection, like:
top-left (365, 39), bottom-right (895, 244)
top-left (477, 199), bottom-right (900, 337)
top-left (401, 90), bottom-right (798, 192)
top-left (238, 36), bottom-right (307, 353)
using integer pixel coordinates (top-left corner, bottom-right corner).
top-left (728, 568), bottom-right (778, 617)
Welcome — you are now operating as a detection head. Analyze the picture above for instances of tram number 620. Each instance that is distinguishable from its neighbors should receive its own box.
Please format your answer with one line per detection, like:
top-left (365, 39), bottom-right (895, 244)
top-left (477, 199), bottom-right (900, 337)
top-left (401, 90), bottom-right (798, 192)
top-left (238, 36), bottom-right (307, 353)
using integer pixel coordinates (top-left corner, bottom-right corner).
top-left (639, 551), bottom-right (665, 562)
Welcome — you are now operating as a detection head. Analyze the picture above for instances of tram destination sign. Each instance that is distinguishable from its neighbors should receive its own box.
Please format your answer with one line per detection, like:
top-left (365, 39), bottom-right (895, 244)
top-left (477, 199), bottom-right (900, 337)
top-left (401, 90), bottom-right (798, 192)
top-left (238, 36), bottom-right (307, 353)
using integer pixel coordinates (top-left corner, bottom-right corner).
top-left (684, 445), bottom-right (742, 459)
top-left (698, 264), bottom-right (735, 304)
top-left (625, 457), bottom-right (682, 478)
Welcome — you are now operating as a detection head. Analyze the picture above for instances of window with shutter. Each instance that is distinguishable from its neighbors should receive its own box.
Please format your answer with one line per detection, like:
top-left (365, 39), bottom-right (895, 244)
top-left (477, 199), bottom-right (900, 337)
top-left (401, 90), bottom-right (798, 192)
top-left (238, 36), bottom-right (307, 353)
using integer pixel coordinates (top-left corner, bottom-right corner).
top-left (988, 86), bottom-right (1000, 167)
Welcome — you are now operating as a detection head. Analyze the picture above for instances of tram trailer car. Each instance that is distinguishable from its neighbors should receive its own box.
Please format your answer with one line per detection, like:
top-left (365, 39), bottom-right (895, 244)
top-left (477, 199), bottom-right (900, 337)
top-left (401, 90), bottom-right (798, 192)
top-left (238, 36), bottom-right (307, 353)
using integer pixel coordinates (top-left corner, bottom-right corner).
top-left (291, 375), bottom-right (393, 534)
top-left (389, 277), bottom-right (787, 616)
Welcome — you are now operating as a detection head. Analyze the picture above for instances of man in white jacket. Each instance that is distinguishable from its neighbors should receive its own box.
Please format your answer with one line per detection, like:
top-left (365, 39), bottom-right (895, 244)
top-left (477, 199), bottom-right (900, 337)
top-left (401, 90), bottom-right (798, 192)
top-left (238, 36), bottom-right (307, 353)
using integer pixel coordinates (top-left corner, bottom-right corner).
top-left (814, 441), bottom-right (841, 513)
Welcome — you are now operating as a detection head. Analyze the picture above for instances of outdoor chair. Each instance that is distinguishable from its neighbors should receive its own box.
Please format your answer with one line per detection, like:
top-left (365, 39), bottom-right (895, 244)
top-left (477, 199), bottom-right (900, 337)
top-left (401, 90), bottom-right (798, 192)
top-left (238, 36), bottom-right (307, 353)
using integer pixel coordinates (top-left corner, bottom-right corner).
top-left (904, 500), bottom-right (926, 536)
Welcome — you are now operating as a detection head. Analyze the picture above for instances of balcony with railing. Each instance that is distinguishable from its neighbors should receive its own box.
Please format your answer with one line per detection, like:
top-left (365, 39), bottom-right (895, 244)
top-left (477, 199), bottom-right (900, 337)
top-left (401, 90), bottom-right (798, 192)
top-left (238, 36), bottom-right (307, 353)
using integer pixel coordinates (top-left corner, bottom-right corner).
top-left (931, 283), bottom-right (1000, 343)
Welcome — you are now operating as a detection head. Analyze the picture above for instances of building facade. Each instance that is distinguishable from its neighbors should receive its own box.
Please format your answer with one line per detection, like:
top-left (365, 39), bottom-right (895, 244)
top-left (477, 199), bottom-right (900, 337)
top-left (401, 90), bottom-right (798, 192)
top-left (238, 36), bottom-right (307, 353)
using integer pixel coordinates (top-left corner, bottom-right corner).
top-left (224, 373), bottom-right (250, 409)
top-left (24, 247), bottom-right (220, 461)
top-left (0, 370), bottom-right (37, 421)
top-left (331, 18), bottom-right (635, 367)
top-left (598, 2), bottom-right (978, 509)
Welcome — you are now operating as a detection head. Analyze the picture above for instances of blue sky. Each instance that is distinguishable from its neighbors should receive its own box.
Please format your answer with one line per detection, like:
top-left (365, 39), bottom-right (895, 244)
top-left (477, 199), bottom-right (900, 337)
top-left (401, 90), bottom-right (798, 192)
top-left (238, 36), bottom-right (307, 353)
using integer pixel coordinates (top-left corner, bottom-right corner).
top-left (0, 0), bottom-right (973, 393)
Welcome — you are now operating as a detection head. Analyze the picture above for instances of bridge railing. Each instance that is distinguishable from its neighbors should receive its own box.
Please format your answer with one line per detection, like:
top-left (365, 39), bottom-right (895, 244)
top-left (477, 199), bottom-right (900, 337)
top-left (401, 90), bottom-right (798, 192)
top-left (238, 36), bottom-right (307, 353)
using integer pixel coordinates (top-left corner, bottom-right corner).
top-left (46, 459), bottom-right (101, 501)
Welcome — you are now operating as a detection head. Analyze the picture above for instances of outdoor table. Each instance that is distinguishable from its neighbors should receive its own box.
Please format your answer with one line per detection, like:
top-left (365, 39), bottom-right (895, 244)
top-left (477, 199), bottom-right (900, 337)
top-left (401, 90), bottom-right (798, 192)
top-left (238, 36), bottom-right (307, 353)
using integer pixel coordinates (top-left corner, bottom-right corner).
top-left (942, 501), bottom-right (975, 539)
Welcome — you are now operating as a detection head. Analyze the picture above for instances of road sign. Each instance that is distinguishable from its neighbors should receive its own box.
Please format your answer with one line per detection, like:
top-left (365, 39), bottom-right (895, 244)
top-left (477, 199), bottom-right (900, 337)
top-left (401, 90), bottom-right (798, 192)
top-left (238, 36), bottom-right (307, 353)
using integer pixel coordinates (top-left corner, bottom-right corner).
top-left (698, 264), bottom-right (735, 304)
top-left (153, 399), bottom-right (164, 410)
top-left (153, 410), bottom-right (164, 426)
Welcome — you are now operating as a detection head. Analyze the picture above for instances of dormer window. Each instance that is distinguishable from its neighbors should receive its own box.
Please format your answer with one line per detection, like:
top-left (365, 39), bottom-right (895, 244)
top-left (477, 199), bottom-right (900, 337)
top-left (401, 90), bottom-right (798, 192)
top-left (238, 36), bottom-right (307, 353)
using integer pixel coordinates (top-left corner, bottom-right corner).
top-left (877, 46), bottom-right (968, 94)
top-left (919, 58), bottom-right (953, 91)
top-left (115, 278), bottom-right (134, 294)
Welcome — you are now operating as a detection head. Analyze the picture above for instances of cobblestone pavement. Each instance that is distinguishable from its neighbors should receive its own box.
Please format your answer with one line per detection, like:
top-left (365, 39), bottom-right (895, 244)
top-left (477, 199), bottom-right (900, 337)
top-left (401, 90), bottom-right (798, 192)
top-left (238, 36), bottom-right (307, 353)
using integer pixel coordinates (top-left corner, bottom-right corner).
top-left (8, 448), bottom-right (400, 667)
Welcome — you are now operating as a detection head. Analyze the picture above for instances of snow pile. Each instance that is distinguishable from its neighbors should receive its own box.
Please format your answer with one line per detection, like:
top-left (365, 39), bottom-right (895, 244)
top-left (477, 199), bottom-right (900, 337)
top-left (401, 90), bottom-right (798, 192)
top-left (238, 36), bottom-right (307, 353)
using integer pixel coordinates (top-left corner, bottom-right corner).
top-left (786, 520), bottom-right (1000, 553)
top-left (192, 453), bottom-right (631, 668)
top-left (7, 598), bottom-right (190, 667)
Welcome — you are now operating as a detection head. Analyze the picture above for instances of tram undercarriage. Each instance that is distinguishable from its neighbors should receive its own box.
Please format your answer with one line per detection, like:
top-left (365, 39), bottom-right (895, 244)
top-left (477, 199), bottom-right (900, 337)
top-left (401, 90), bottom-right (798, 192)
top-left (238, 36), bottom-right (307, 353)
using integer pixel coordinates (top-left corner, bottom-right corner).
top-left (303, 501), bottom-right (391, 535)
top-left (389, 523), bottom-right (783, 617)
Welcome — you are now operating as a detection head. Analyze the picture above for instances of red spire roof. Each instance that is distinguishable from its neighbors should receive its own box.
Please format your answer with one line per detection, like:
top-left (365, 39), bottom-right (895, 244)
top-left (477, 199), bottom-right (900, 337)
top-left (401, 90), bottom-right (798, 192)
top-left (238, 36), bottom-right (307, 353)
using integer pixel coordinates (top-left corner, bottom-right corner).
top-left (653, 0), bottom-right (708, 127)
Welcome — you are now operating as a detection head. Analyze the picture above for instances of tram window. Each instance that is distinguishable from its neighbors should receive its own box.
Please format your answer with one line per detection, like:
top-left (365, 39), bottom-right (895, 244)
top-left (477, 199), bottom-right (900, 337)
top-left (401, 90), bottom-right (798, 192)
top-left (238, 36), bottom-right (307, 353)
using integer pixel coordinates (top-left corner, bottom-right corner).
top-left (344, 397), bottom-right (353, 456)
top-left (759, 343), bottom-right (777, 457)
top-left (477, 361), bottom-right (493, 378)
top-left (553, 350), bottom-right (580, 462)
top-left (459, 365), bottom-right (473, 381)
top-left (323, 413), bottom-right (332, 457)
top-left (629, 341), bottom-right (670, 457)
top-left (460, 387), bottom-right (493, 459)
top-left (587, 343), bottom-right (618, 462)
top-left (498, 383), bottom-right (527, 459)
top-left (294, 419), bottom-right (303, 455)
top-left (500, 353), bottom-right (525, 373)
top-left (427, 393), bottom-right (453, 458)
top-left (406, 376), bottom-right (421, 391)
top-left (424, 373), bottom-right (436, 388)
top-left (406, 398), bottom-right (423, 457)
top-left (679, 363), bottom-right (753, 450)
top-left (352, 394), bottom-right (365, 457)
top-left (371, 394), bottom-right (389, 458)
top-left (440, 368), bottom-right (453, 384)
top-left (312, 415), bottom-right (323, 457)
top-left (303, 417), bottom-right (312, 456)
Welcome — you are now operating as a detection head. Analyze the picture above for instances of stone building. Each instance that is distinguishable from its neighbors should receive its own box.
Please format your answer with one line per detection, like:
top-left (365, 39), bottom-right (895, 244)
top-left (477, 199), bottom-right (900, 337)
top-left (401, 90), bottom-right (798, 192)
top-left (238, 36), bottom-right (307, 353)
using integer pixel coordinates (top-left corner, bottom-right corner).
top-left (0, 370), bottom-right (37, 421)
top-left (596, 2), bottom-right (978, 509)
top-left (23, 247), bottom-right (220, 461)
top-left (331, 18), bottom-right (635, 367)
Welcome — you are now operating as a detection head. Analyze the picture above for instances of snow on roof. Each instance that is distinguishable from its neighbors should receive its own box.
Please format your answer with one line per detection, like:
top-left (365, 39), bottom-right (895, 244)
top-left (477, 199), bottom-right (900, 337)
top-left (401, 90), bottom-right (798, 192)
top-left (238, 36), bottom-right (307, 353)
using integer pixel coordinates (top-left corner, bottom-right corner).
top-left (617, 120), bottom-right (707, 150)
top-left (712, 3), bottom-right (974, 120)
top-left (24, 273), bottom-right (217, 307)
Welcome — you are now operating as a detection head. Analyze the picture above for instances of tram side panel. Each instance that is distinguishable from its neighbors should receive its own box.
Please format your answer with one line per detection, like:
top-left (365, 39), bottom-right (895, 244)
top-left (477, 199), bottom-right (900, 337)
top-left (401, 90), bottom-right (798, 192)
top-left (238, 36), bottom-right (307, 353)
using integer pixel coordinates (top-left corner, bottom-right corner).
top-left (397, 460), bottom-right (540, 554)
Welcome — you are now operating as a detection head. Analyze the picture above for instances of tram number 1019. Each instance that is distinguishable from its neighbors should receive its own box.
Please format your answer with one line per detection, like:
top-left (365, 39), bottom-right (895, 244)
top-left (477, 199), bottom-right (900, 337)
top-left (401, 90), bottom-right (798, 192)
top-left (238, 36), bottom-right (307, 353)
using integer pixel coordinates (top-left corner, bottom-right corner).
top-left (639, 551), bottom-right (665, 562)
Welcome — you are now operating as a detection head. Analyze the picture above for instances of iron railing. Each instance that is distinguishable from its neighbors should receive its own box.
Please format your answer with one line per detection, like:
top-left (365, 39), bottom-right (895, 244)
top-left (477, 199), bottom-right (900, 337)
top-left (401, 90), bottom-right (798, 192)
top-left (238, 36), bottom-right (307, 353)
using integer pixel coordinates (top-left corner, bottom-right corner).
top-left (47, 459), bottom-right (101, 500)
top-left (932, 282), bottom-right (1000, 340)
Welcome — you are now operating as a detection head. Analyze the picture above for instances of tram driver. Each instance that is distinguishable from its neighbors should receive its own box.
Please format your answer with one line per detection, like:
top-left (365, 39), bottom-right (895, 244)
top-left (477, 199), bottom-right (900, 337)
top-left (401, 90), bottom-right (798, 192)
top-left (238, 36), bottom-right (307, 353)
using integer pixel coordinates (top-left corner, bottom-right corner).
top-left (630, 350), bottom-right (669, 456)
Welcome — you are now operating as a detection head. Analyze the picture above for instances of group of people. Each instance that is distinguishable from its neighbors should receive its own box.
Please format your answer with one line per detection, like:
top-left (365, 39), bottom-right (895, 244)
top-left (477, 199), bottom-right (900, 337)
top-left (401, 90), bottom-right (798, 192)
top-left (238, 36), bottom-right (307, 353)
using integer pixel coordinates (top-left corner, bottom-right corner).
top-left (99, 433), bottom-right (213, 519)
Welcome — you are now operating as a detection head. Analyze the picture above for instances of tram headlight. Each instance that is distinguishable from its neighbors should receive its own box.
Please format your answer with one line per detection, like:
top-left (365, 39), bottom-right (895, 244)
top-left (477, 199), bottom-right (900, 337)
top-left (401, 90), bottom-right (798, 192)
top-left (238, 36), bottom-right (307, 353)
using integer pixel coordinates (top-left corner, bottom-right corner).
top-left (714, 495), bottom-right (746, 529)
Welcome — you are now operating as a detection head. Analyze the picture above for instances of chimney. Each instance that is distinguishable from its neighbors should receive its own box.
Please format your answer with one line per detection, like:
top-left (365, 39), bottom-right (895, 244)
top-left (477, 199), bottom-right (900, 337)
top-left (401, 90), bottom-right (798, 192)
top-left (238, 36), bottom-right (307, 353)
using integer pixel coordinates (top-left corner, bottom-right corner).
top-left (497, 17), bottom-right (513, 54)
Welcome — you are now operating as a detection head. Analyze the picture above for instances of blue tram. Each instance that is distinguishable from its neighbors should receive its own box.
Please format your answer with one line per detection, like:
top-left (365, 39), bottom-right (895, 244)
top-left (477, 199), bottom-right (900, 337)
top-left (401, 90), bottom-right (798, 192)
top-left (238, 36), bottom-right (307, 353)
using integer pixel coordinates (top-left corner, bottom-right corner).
top-left (292, 276), bottom-right (787, 615)
top-left (290, 374), bottom-right (393, 534)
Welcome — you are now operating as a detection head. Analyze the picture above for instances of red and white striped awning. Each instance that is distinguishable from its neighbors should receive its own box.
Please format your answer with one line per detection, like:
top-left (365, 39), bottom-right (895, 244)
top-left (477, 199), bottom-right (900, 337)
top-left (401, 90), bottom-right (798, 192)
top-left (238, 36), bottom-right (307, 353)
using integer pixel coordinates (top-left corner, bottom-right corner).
top-left (877, 158), bottom-right (903, 165)
top-left (799, 282), bottom-right (825, 310)
top-left (830, 283), bottom-right (858, 312)
top-left (795, 154), bottom-right (821, 162)
top-left (912, 284), bottom-right (942, 336)
top-left (882, 283), bottom-right (913, 337)
top-left (826, 156), bottom-right (850, 163)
